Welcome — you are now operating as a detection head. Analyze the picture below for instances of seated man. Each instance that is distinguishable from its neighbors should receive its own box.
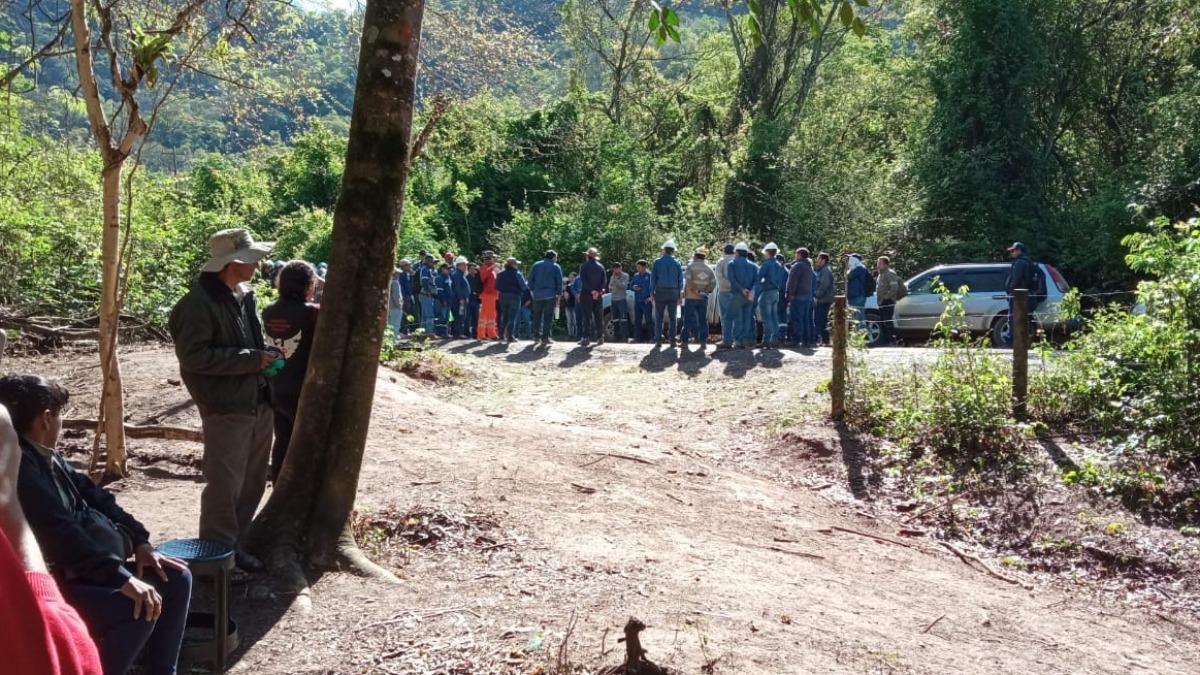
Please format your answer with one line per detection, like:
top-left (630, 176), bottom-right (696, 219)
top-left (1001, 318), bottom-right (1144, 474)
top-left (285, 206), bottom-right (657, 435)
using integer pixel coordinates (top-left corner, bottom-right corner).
top-left (0, 401), bottom-right (102, 675)
top-left (0, 375), bottom-right (192, 675)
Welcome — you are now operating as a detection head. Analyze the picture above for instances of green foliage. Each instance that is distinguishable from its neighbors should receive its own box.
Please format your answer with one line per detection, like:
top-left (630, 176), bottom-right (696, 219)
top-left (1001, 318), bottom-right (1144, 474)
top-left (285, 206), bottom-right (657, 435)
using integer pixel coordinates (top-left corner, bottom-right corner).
top-left (846, 285), bottom-right (1026, 476)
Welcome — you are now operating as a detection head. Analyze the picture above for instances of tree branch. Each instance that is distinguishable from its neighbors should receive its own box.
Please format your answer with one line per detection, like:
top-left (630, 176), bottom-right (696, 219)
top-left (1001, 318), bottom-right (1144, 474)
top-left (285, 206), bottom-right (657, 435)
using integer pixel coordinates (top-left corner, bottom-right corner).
top-left (0, 18), bottom-right (70, 90)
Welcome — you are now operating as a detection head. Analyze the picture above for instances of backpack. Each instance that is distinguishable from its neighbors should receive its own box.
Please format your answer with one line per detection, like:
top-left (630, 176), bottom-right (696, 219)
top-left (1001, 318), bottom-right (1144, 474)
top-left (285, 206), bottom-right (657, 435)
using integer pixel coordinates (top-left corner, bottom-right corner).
top-left (865, 270), bottom-right (877, 297)
top-left (893, 272), bottom-right (908, 299)
top-left (1031, 262), bottom-right (1048, 299)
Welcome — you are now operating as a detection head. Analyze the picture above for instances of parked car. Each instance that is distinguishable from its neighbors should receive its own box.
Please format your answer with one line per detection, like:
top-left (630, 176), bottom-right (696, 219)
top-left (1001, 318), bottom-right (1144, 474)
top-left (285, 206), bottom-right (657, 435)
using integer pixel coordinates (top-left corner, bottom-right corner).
top-left (863, 262), bottom-right (1079, 346)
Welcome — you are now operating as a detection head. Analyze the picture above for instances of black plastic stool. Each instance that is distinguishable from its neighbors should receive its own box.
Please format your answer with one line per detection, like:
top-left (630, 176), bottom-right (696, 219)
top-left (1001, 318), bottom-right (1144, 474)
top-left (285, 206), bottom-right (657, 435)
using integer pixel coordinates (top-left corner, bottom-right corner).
top-left (158, 538), bottom-right (238, 672)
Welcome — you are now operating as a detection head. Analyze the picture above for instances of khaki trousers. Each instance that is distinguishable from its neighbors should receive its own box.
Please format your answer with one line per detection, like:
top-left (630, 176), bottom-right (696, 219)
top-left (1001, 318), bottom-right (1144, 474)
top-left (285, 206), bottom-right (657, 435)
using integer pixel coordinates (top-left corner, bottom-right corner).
top-left (198, 403), bottom-right (273, 546)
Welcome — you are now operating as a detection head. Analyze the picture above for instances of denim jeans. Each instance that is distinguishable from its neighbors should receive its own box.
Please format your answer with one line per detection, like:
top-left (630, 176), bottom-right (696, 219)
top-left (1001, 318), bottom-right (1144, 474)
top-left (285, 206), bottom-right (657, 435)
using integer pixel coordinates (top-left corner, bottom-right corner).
top-left (680, 297), bottom-right (709, 345)
top-left (464, 301), bottom-right (479, 338)
top-left (718, 291), bottom-right (735, 345)
top-left (633, 300), bottom-right (653, 342)
top-left (531, 298), bottom-right (556, 339)
top-left (387, 308), bottom-right (404, 340)
top-left (653, 289), bottom-right (680, 344)
top-left (450, 302), bottom-right (469, 337)
top-left (789, 296), bottom-right (814, 345)
top-left (814, 302), bottom-right (832, 344)
top-left (67, 567), bottom-right (193, 675)
top-left (756, 289), bottom-right (780, 344)
top-left (610, 299), bottom-right (630, 341)
top-left (498, 294), bottom-right (521, 340)
top-left (777, 293), bottom-right (791, 341)
top-left (732, 293), bottom-right (756, 344)
top-left (516, 305), bottom-right (532, 338)
top-left (435, 300), bottom-right (450, 337)
top-left (848, 295), bottom-right (866, 331)
top-left (419, 294), bottom-right (435, 335)
top-left (1005, 297), bottom-right (1042, 346)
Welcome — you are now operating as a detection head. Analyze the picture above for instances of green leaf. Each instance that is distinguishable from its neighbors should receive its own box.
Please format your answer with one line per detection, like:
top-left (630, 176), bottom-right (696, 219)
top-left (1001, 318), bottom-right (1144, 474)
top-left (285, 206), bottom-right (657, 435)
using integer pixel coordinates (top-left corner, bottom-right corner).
top-left (649, 11), bottom-right (660, 32)
top-left (748, 0), bottom-right (763, 18)
top-left (787, 0), bottom-right (802, 19)
top-left (665, 24), bottom-right (681, 43)
top-left (664, 8), bottom-right (680, 27)
top-left (852, 15), bottom-right (866, 36)
top-left (855, 0), bottom-right (869, 6)
top-left (838, 1), bottom-right (854, 27)
top-left (799, 2), bottom-right (814, 22)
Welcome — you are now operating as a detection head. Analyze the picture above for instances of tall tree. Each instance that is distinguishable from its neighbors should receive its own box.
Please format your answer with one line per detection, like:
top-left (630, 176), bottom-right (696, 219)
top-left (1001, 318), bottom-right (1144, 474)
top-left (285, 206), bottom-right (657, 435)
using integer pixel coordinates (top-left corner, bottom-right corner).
top-left (68, 0), bottom-right (213, 479)
top-left (247, 0), bottom-right (425, 590)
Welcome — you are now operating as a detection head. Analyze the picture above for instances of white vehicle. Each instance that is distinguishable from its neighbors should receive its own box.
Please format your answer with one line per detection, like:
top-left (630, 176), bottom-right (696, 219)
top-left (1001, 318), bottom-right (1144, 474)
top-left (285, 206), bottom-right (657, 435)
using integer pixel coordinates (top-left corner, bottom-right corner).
top-left (863, 262), bottom-right (1078, 346)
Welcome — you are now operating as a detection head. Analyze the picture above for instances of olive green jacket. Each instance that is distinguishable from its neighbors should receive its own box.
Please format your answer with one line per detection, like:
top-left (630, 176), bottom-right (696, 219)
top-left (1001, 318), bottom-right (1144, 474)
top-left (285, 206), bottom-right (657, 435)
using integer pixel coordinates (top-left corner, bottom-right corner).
top-left (168, 273), bottom-right (268, 416)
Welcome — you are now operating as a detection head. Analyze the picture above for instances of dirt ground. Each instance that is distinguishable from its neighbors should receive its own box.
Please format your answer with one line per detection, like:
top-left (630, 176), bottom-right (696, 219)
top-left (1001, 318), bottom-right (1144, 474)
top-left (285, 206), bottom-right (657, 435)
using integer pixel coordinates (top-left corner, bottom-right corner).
top-left (6, 341), bottom-right (1199, 674)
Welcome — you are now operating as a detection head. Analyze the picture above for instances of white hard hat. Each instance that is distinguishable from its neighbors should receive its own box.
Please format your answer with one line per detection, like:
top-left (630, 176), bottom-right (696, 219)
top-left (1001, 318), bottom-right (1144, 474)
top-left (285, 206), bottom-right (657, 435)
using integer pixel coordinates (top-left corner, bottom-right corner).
top-left (763, 242), bottom-right (779, 252)
top-left (455, 255), bottom-right (468, 265)
top-left (734, 242), bottom-right (750, 253)
top-left (662, 239), bottom-right (678, 250)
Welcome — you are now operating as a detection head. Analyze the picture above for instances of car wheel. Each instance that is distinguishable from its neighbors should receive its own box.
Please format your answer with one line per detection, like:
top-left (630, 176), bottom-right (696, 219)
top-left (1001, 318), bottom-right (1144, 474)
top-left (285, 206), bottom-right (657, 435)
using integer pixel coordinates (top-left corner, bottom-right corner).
top-left (603, 309), bottom-right (614, 340)
top-left (865, 312), bottom-right (882, 346)
top-left (991, 314), bottom-right (1011, 347)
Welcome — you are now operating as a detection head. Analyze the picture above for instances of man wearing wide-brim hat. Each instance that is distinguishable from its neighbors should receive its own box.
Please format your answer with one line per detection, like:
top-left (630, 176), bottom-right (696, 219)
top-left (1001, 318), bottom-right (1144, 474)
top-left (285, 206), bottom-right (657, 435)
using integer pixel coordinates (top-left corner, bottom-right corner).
top-left (168, 228), bottom-right (278, 576)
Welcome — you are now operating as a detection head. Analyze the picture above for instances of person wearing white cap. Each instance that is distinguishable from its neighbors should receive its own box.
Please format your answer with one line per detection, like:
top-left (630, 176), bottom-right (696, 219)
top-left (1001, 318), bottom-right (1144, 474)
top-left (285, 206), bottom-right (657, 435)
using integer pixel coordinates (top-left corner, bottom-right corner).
top-left (680, 247), bottom-right (716, 350)
top-left (650, 239), bottom-right (684, 347)
top-left (168, 229), bottom-right (277, 572)
top-left (450, 257), bottom-right (472, 338)
top-left (720, 242), bottom-right (758, 349)
top-left (756, 243), bottom-right (788, 348)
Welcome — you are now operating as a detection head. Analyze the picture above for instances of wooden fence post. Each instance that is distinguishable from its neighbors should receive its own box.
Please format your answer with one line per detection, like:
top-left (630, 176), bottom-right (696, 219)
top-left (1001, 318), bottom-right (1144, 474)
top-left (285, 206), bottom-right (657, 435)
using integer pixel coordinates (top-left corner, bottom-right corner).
top-left (831, 296), bottom-right (847, 420)
top-left (1012, 289), bottom-right (1029, 419)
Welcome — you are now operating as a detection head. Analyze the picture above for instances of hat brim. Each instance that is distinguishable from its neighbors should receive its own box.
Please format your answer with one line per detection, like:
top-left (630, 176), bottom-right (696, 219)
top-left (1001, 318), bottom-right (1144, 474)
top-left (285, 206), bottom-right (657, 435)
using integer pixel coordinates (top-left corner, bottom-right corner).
top-left (200, 242), bottom-right (273, 273)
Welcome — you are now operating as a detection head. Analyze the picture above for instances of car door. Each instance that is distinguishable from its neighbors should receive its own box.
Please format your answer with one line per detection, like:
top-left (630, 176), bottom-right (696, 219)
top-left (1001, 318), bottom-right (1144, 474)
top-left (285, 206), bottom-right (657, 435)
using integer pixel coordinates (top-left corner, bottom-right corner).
top-left (958, 267), bottom-right (1010, 332)
top-left (893, 270), bottom-right (965, 334)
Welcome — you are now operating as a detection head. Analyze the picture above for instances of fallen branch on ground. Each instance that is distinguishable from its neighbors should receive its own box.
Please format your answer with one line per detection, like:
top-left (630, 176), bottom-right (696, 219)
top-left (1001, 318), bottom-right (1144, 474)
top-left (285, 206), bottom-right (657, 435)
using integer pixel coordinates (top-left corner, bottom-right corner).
top-left (922, 614), bottom-right (946, 634)
top-left (764, 545), bottom-right (825, 561)
top-left (580, 452), bottom-right (657, 467)
top-left (828, 525), bottom-right (921, 551)
top-left (63, 418), bottom-right (203, 442)
top-left (938, 541), bottom-right (1031, 589)
top-left (903, 491), bottom-right (972, 524)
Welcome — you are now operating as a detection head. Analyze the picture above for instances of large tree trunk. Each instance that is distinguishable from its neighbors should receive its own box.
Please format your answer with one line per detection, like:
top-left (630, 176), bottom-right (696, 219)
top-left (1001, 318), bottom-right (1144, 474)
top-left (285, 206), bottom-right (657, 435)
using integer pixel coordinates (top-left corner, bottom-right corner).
top-left (247, 0), bottom-right (425, 584)
top-left (98, 164), bottom-right (128, 478)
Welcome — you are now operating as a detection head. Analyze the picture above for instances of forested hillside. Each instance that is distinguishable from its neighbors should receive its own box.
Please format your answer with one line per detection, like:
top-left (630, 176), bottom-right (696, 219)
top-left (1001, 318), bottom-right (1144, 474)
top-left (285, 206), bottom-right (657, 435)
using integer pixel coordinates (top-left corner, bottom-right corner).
top-left (2, 0), bottom-right (1199, 321)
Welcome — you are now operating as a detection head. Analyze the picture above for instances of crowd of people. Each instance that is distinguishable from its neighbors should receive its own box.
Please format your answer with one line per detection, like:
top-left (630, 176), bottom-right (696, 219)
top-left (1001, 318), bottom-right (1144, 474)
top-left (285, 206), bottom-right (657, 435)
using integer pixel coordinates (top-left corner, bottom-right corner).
top-left (379, 240), bottom-right (907, 349)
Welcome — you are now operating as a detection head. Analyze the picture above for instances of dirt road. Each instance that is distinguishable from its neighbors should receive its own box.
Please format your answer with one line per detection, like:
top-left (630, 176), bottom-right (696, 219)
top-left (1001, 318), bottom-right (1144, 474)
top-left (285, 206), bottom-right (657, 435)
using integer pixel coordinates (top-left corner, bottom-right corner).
top-left (10, 342), bottom-right (1196, 674)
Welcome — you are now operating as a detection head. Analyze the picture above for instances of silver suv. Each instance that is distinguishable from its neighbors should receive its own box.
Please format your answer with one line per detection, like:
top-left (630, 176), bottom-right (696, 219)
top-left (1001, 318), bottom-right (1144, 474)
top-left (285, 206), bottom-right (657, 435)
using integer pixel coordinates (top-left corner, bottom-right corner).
top-left (863, 262), bottom-right (1076, 346)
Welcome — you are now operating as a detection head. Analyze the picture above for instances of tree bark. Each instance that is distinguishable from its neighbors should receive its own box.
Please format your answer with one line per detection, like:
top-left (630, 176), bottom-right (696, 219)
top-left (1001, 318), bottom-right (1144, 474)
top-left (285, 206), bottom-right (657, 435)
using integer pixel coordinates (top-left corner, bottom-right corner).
top-left (247, 0), bottom-right (425, 580)
top-left (70, 0), bottom-right (130, 480)
top-left (98, 165), bottom-right (128, 478)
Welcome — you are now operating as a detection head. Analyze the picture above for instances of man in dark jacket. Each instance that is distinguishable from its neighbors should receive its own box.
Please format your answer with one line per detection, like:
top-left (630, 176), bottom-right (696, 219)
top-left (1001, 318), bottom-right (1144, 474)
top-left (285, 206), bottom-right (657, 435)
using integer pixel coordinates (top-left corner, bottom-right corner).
top-left (578, 248), bottom-right (607, 345)
top-left (494, 257), bottom-right (529, 342)
top-left (1, 375), bottom-right (193, 675)
top-left (466, 263), bottom-right (482, 338)
top-left (813, 253), bottom-right (836, 346)
top-left (168, 229), bottom-right (275, 570)
top-left (1005, 242), bottom-right (1040, 342)
top-left (786, 248), bottom-right (815, 347)
top-left (528, 250), bottom-right (564, 345)
top-left (451, 257), bottom-right (471, 338)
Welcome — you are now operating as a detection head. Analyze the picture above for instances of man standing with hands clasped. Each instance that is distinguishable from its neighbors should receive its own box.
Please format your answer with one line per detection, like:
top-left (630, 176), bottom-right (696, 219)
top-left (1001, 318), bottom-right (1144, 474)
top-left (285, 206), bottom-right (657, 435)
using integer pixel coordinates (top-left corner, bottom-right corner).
top-left (168, 228), bottom-right (277, 576)
top-left (578, 248), bottom-right (607, 346)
